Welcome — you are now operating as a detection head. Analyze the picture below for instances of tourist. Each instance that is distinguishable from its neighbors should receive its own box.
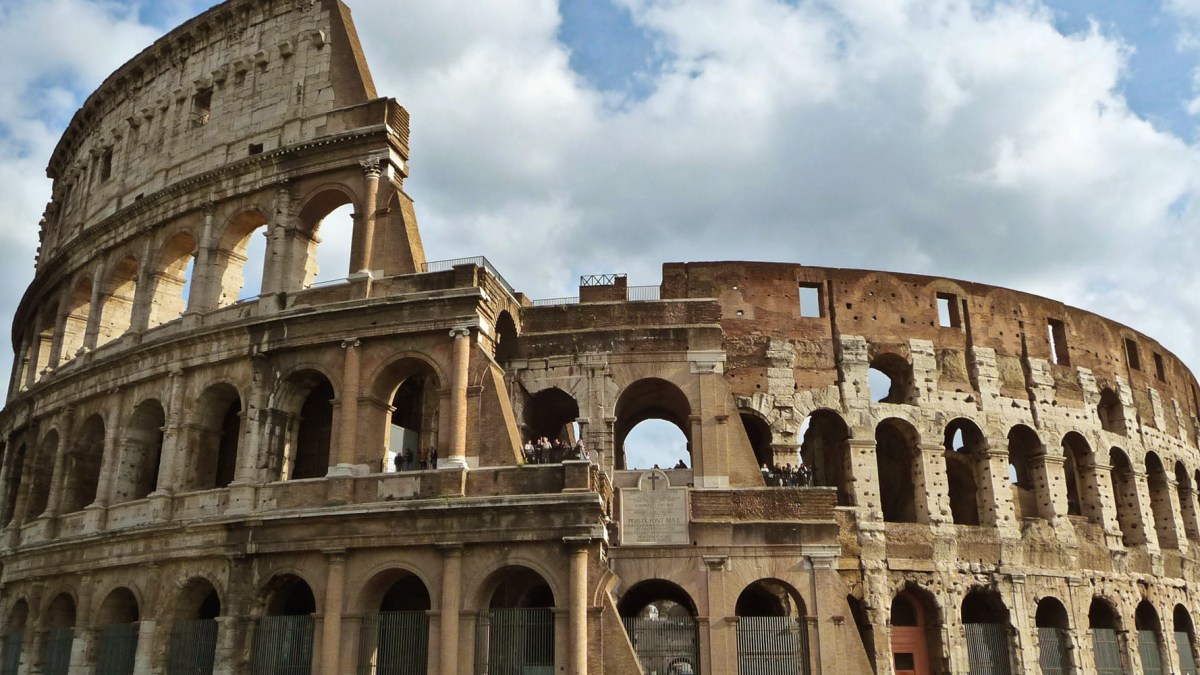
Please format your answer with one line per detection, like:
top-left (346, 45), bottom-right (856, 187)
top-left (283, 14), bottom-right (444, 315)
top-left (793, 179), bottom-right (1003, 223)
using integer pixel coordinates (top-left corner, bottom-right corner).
top-left (524, 439), bottom-right (535, 464)
top-left (430, 445), bottom-right (438, 469)
top-left (674, 459), bottom-right (687, 469)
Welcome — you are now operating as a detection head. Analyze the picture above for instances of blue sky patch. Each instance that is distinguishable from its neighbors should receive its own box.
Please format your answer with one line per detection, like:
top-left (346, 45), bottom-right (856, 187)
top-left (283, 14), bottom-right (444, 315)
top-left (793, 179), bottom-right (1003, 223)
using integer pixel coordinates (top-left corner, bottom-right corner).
top-left (557, 0), bottom-right (666, 104)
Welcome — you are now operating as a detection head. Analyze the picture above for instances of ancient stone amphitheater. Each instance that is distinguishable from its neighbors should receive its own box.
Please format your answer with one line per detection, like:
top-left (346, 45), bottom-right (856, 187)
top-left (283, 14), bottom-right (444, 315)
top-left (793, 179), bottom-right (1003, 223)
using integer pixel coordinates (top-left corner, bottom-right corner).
top-left (2, 1), bottom-right (1199, 674)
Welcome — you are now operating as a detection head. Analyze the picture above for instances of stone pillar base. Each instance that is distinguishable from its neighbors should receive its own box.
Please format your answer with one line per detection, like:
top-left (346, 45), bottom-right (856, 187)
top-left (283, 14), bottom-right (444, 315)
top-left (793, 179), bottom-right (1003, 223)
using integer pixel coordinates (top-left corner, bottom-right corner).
top-left (224, 483), bottom-right (259, 514)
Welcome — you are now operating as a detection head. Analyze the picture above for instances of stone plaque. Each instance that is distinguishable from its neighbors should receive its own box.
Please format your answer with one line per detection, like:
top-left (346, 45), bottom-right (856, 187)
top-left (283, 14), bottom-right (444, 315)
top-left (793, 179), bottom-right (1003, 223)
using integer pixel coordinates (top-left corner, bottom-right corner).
top-left (620, 469), bottom-right (689, 545)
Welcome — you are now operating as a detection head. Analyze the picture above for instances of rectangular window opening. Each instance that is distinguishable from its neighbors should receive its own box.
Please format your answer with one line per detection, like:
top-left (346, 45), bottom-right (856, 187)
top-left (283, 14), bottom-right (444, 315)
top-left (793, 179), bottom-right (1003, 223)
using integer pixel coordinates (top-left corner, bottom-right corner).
top-left (1047, 318), bottom-right (1069, 366)
top-left (100, 149), bottom-right (113, 181)
top-left (191, 88), bottom-right (213, 128)
top-left (1154, 353), bottom-right (1165, 381)
top-left (936, 292), bottom-right (961, 328)
top-left (248, 143), bottom-right (263, 155)
top-left (799, 284), bottom-right (821, 318)
top-left (1124, 338), bottom-right (1141, 371)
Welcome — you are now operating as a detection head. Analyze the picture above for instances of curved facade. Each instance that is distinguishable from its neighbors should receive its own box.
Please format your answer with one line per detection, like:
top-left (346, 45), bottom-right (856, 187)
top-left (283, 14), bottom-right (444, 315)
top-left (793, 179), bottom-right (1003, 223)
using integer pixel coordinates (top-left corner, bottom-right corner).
top-left (2, 1), bottom-right (1200, 674)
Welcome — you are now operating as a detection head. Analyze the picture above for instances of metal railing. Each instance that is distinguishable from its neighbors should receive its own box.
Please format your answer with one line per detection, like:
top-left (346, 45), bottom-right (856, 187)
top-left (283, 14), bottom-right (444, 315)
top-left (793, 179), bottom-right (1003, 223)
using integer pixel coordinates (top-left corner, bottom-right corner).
top-left (1092, 628), bottom-right (1124, 675)
top-left (95, 623), bottom-right (139, 675)
top-left (736, 617), bottom-right (809, 674)
top-left (963, 623), bottom-right (1013, 675)
top-left (358, 611), bottom-right (429, 675)
top-left (627, 285), bottom-right (661, 302)
top-left (531, 296), bottom-right (579, 307)
top-left (474, 608), bottom-right (554, 675)
top-left (421, 256), bottom-right (516, 297)
top-left (168, 618), bottom-right (218, 675)
top-left (0, 630), bottom-right (21, 675)
top-left (43, 627), bottom-right (74, 675)
top-left (1177, 631), bottom-right (1198, 675)
top-left (251, 615), bottom-right (314, 675)
top-left (1139, 630), bottom-right (1165, 675)
top-left (1037, 627), bottom-right (1070, 675)
top-left (580, 273), bottom-right (625, 287)
top-left (623, 616), bottom-right (700, 675)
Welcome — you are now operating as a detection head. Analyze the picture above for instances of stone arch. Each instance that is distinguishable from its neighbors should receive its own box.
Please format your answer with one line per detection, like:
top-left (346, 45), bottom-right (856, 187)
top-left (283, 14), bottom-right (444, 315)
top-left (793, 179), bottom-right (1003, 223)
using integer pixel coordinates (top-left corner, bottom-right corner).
top-left (62, 414), bottom-right (105, 513)
top-left (57, 276), bottom-right (92, 363)
top-left (147, 230), bottom-right (197, 327)
top-left (272, 369), bottom-right (336, 481)
top-left (24, 430), bottom-right (58, 522)
top-left (356, 568), bottom-right (432, 674)
top-left (97, 254), bottom-right (139, 347)
top-left (213, 208), bottom-right (269, 307)
top-left (1008, 424), bottom-right (1052, 520)
top-left (735, 578), bottom-right (806, 618)
top-left (1176, 462), bottom-right (1200, 542)
top-left (94, 587), bottom-right (141, 675)
top-left (1089, 596), bottom-right (1127, 674)
top-left (524, 387), bottom-right (580, 446)
top-left (96, 587), bottom-right (140, 625)
top-left (252, 574), bottom-right (317, 675)
top-left (1136, 600), bottom-right (1167, 675)
top-left (186, 382), bottom-right (243, 490)
top-left (42, 592), bottom-right (76, 675)
top-left (943, 417), bottom-right (988, 526)
top-left (961, 587), bottom-right (1014, 674)
top-left (261, 573), bottom-right (318, 617)
top-left (1145, 452), bottom-right (1178, 549)
top-left (293, 185), bottom-right (359, 289)
top-left (890, 586), bottom-right (943, 675)
top-left (113, 398), bottom-right (165, 503)
top-left (800, 409), bottom-right (852, 505)
top-left (1098, 388), bottom-right (1127, 435)
top-left (1175, 604), bottom-right (1199, 673)
top-left (372, 355), bottom-right (442, 472)
top-left (476, 565), bottom-right (556, 673)
top-left (734, 578), bottom-right (810, 669)
top-left (614, 378), bottom-right (692, 471)
top-left (740, 410), bottom-right (775, 469)
top-left (869, 352), bottom-right (916, 404)
top-left (494, 310), bottom-right (519, 363)
top-left (1035, 597), bottom-right (1073, 674)
top-left (876, 417), bottom-right (921, 523)
top-left (1, 440), bottom-right (25, 525)
top-left (1062, 432), bottom-right (1104, 524)
top-left (1110, 447), bottom-right (1146, 546)
top-left (165, 577), bottom-right (222, 675)
top-left (172, 576), bottom-right (222, 621)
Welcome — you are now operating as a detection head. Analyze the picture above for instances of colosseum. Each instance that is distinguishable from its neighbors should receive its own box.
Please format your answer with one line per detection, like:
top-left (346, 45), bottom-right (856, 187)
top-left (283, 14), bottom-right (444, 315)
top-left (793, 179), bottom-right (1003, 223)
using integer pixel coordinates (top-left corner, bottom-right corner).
top-left (1, 1), bottom-right (1199, 674)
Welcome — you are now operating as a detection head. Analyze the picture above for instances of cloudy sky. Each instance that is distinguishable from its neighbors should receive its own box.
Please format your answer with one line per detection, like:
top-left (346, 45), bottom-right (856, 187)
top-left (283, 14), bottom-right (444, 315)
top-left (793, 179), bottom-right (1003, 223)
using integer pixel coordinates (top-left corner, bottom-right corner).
top-left (3, 0), bottom-right (1200, 461)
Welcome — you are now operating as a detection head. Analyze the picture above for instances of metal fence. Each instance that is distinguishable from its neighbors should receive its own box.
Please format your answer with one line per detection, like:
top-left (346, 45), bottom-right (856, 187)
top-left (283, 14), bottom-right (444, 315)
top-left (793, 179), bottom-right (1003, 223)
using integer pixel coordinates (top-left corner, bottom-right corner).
top-left (251, 615), bottom-right (314, 675)
top-left (357, 611), bottom-right (429, 675)
top-left (1092, 628), bottom-right (1124, 675)
top-left (43, 627), bottom-right (74, 675)
top-left (736, 616), bottom-right (809, 675)
top-left (0, 630), bottom-right (21, 675)
top-left (531, 296), bottom-right (579, 307)
top-left (422, 256), bottom-right (516, 297)
top-left (963, 623), bottom-right (1012, 675)
top-left (623, 616), bottom-right (700, 675)
top-left (95, 623), bottom-right (139, 675)
top-left (1138, 630), bottom-right (1164, 675)
top-left (627, 285), bottom-right (661, 302)
top-left (474, 608), bottom-right (554, 675)
top-left (1178, 632), bottom-right (1198, 675)
top-left (167, 618), bottom-right (218, 675)
top-left (1037, 627), bottom-right (1070, 675)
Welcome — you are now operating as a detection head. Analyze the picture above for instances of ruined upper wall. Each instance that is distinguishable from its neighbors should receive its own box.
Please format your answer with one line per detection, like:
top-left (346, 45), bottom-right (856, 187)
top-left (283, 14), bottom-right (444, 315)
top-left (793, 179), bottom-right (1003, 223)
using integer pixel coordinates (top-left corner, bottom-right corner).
top-left (39, 0), bottom-right (376, 263)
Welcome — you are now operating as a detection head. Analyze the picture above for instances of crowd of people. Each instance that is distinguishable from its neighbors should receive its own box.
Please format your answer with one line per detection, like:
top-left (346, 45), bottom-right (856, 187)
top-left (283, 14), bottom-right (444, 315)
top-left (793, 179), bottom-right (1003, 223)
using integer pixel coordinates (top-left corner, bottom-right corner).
top-left (393, 446), bottom-right (438, 472)
top-left (761, 462), bottom-right (812, 487)
top-left (524, 436), bottom-right (589, 464)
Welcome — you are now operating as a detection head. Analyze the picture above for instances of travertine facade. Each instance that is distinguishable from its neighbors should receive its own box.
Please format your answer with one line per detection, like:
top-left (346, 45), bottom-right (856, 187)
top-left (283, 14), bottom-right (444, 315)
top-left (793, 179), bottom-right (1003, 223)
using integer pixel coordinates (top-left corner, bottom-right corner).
top-left (2, 1), bottom-right (1199, 674)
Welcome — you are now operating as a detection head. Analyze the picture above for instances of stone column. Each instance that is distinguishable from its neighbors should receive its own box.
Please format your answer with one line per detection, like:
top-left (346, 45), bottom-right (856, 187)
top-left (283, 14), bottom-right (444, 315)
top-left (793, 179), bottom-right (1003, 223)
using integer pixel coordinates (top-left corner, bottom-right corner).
top-left (156, 369), bottom-right (186, 494)
top-left (43, 409), bottom-right (78, 520)
top-left (187, 203), bottom-right (217, 313)
top-left (321, 551), bottom-right (347, 675)
top-left (917, 443), bottom-right (949, 525)
top-left (132, 619), bottom-right (156, 674)
top-left (331, 339), bottom-right (361, 475)
top-left (564, 537), bottom-right (590, 675)
top-left (47, 300), bottom-right (73, 368)
top-left (444, 328), bottom-right (471, 469)
top-left (212, 616), bottom-right (240, 675)
top-left (128, 241), bottom-right (154, 333)
top-left (1132, 469), bottom-right (1162, 553)
top-left (438, 544), bottom-right (463, 675)
top-left (82, 262), bottom-right (105, 351)
top-left (261, 185), bottom-right (292, 297)
top-left (846, 438), bottom-right (882, 520)
top-left (985, 446), bottom-right (1019, 532)
top-left (23, 336), bottom-right (41, 390)
top-left (352, 161), bottom-right (382, 275)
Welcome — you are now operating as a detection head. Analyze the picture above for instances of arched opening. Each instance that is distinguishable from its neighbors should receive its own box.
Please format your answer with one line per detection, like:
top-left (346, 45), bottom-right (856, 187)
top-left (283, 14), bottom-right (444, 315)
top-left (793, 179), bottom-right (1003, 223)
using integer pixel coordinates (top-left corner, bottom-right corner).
top-left (43, 593), bottom-right (76, 675)
top-left (379, 359), bottom-right (440, 473)
top-left (1175, 463), bottom-right (1200, 542)
top-left (1145, 453), bottom-right (1179, 549)
top-left (1063, 432), bottom-right (1104, 524)
top-left (619, 580), bottom-right (699, 675)
top-left (1175, 605), bottom-right (1198, 675)
top-left (97, 255), bottom-right (139, 347)
top-left (740, 413), bottom-right (775, 471)
top-left (187, 384), bottom-right (242, 490)
top-left (276, 372), bottom-right (335, 481)
top-left (890, 587), bottom-right (943, 675)
top-left (147, 231), bottom-right (197, 327)
top-left (62, 415), bottom-right (105, 514)
top-left (1007, 424), bottom-right (1051, 520)
top-left (95, 587), bottom-right (140, 675)
top-left (358, 570), bottom-right (431, 675)
top-left (477, 567), bottom-right (555, 674)
top-left (494, 311), bottom-right (518, 363)
top-left (1035, 597), bottom-right (1072, 675)
top-left (799, 410), bottom-right (852, 504)
top-left (1098, 388), bottom-right (1127, 435)
top-left (58, 278), bottom-right (91, 362)
top-left (31, 305), bottom-right (57, 378)
top-left (623, 420), bottom-right (690, 471)
top-left (1, 599), bottom-right (28, 675)
top-left (310, 203), bottom-right (355, 286)
top-left (523, 387), bottom-right (580, 464)
top-left (1136, 600), bottom-right (1166, 675)
top-left (876, 418), bottom-right (921, 523)
top-left (168, 579), bottom-right (220, 675)
top-left (252, 575), bottom-right (316, 674)
top-left (735, 579), bottom-right (809, 672)
top-left (295, 189), bottom-right (355, 290)
top-left (961, 588), bottom-right (1013, 675)
top-left (214, 210), bottom-right (268, 307)
top-left (113, 399), bottom-right (165, 503)
top-left (869, 353), bottom-right (915, 404)
top-left (944, 419), bottom-right (987, 526)
top-left (1089, 597), bottom-right (1126, 675)
top-left (2, 442), bottom-right (25, 526)
top-left (1110, 448), bottom-right (1145, 546)
top-left (614, 379), bottom-right (691, 471)
top-left (24, 432), bottom-right (57, 522)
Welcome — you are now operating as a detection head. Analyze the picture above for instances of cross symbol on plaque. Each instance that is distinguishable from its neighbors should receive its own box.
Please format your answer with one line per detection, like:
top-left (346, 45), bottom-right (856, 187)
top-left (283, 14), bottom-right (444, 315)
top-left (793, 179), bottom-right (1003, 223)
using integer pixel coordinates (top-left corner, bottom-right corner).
top-left (647, 472), bottom-right (663, 491)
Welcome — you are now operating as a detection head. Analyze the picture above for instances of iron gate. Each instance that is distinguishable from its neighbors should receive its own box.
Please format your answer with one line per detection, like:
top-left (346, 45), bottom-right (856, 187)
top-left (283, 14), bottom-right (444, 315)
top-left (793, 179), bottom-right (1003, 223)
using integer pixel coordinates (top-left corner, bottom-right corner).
top-left (0, 630), bottom-right (21, 675)
top-left (1177, 631), bottom-right (1198, 675)
top-left (43, 626), bottom-right (73, 675)
top-left (963, 623), bottom-right (1012, 675)
top-left (1037, 627), bottom-right (1070, 675)
top-left (94, 623), bottom-right (139, 675)
top-left (736, 616), bottom-right (809, 675)
top-left (474, 608), bottom-right (554, 675)
top-left (167, 618), bottom-right (218, 675)
top-left (251, 615), bottom-right (314, 675)
top-left (1092, 628), bottom-right (1125, 675)
top-left (622, 616), bottom-right (700, 675)
top-left (357, 611), bottom-right (429, 675)
top-left (1138, 630), bottom-right (1164, 675)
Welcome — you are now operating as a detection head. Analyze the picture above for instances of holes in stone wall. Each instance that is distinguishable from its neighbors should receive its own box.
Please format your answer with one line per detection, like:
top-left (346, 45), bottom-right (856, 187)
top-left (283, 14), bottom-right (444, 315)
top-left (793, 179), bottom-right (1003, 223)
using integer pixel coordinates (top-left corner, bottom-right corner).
top-left (1047, 318), bottom-right (1069, 365)
top-left (1098, 388), bottom-right (1126, 435)
top-left (936, 292), bottom-right (960, 328)
top-left (799, 283), bottom-right (821, 318)
top-left (1124, 338), bottom-right (1141, 370)
top-left (191, 88), bottom-right (212, 128)
top-left (1154, 352), bottom-right (1166, 381)
top-left (868, 353), bottom-right (914, 404)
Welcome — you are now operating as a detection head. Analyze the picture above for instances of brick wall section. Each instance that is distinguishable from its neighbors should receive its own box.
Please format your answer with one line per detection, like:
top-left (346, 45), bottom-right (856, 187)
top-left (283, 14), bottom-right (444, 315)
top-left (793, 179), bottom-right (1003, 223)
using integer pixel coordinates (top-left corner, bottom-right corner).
top-left (690, 487), bottom-right (837, 522)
